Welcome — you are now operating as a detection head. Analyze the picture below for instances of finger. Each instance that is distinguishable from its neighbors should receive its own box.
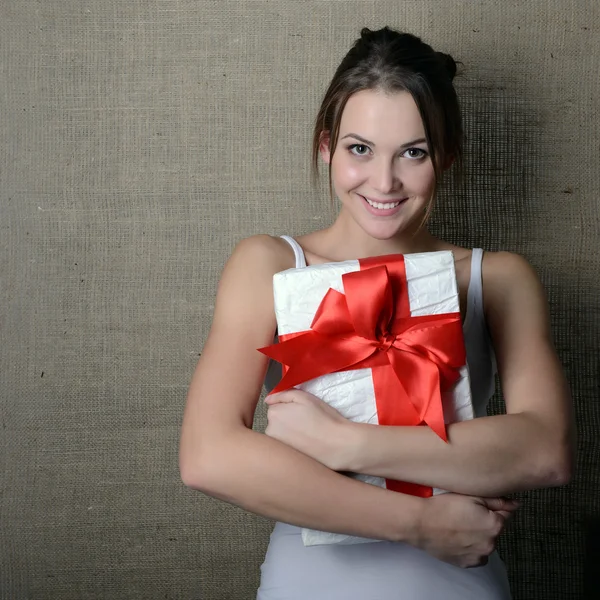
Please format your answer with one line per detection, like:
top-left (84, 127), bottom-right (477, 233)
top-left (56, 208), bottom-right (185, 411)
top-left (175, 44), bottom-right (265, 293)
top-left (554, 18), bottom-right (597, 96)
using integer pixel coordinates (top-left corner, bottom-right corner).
top-left (265, 392), bottom-right (294, 405)
top-left (480, 497), bottom-right (520, 512)
top-left (495, 502), bottom-right (519, 514)
top-left (494, 510), bottom-right (513, 521)
top-left (503, 499), bottom-right (520, 512)
top-left (466, 556), bottom-right (488, 569)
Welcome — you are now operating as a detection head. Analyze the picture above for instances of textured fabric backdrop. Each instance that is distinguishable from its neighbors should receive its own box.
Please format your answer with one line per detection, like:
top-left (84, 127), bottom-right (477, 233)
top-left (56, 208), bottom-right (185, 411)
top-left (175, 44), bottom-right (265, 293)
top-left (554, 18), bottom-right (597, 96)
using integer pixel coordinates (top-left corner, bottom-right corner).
top-left (1, 1), bottom-right (599, 599)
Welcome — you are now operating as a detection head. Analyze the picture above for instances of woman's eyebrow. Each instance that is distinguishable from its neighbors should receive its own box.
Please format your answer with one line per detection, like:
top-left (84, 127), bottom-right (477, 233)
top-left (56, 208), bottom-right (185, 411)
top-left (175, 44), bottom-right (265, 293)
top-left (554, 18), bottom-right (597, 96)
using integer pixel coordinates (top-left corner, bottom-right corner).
top-left (340, 133), bottom-right (427, 149)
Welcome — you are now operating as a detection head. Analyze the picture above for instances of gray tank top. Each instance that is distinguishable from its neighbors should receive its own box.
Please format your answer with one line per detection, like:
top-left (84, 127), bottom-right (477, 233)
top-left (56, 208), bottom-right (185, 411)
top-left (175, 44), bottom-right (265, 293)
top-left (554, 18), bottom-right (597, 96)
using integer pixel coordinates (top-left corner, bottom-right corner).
top-left (264, 235), bottom-right (497, 418)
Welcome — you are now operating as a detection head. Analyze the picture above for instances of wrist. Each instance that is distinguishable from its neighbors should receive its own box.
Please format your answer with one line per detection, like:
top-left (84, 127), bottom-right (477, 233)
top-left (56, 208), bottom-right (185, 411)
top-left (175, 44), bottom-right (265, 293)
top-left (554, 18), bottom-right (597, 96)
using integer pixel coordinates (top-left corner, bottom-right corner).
top-left (337, 420), bottom-right (367, 473)
top-left (385, 493), bottom-right (425, 545)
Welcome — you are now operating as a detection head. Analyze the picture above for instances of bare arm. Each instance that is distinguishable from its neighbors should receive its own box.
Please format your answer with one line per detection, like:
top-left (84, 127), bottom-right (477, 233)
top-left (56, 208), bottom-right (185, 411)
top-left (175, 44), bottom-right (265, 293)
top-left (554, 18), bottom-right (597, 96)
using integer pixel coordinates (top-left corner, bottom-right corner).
top-left (179, 235), bottom-right (422, 542)
top-left (336, 253), bottom-right (575, 496)
top-left (179, 236), bottom-right (516, 566)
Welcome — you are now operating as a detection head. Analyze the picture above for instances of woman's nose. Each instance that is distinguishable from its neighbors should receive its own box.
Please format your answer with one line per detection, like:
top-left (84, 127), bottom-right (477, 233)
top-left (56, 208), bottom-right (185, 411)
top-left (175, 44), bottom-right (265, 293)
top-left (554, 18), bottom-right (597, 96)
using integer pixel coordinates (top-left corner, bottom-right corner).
top-left (372, 158), bottom-right (399, 194)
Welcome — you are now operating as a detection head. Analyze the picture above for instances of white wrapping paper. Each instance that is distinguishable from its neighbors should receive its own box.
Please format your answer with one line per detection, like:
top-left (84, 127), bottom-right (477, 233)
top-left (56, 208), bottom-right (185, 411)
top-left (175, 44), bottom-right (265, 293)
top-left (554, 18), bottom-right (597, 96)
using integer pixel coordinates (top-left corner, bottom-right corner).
top-left (272, 251), bottom-right (474, 546)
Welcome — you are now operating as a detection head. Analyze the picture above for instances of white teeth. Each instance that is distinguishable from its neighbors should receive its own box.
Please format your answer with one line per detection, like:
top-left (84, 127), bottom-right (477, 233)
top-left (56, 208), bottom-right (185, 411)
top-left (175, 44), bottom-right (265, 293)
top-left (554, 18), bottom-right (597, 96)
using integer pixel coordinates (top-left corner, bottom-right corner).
top-left (365, 197), bottom-right (401, 210)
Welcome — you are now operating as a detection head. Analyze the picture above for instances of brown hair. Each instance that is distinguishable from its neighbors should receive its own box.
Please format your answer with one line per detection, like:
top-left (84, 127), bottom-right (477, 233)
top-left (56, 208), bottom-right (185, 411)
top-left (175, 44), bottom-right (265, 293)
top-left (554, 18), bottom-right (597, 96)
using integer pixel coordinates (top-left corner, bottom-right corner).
top-left (312, 27), bottom-right (463, 220)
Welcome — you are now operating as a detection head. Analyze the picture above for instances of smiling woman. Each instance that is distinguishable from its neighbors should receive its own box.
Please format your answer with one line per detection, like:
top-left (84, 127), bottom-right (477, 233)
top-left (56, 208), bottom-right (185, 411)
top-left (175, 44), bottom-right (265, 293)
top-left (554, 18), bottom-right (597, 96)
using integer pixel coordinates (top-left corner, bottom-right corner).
top-left (320, 90), bottom-right (437, 238)
top-left (179, 26), bottom-right (573, 600)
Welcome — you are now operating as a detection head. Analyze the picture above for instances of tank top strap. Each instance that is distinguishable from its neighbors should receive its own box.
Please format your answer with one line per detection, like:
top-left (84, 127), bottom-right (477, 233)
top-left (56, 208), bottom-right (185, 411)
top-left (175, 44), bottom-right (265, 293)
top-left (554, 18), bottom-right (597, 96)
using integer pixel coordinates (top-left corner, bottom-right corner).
top-left (465, 248), bottom-right (484, 328)
top-left (280, 235), bottom-right (307, 268)
top-left (462, 248), bottom-right (498, 415)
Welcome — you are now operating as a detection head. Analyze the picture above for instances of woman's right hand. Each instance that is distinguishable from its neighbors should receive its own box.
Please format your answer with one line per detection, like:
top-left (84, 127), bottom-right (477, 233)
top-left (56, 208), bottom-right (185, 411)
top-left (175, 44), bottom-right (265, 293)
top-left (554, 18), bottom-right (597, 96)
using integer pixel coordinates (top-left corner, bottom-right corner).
top-left (414, 494), bottom-right (519, 568)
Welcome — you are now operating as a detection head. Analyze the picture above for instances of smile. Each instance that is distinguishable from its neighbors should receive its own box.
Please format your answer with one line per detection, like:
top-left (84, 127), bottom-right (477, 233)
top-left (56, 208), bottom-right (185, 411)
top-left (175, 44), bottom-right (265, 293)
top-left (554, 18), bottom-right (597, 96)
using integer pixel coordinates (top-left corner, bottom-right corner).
top-left (360, 195), bottom-right (408, 212)
top-left (365, 197), bottom-right (402, 209)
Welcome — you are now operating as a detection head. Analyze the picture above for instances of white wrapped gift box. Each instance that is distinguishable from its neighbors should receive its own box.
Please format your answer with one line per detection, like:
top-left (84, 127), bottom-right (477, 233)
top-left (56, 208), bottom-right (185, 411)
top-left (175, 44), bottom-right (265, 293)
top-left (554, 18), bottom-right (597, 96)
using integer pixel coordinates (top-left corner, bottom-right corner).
top-left (270, 251), bottom-right (474, 546)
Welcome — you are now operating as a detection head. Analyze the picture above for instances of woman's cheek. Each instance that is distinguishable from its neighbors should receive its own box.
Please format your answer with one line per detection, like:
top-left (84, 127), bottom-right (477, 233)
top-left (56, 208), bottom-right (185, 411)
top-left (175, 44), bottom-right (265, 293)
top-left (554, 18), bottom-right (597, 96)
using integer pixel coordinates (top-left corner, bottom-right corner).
top-left (399, 163), bottom-right (431, 197)
top-left (334, 158), bottom-right (365, 188)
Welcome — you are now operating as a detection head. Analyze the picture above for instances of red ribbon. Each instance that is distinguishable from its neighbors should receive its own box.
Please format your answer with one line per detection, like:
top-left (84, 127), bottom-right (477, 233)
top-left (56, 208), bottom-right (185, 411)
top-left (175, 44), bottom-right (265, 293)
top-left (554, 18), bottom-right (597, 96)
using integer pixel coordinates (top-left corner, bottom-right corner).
top-left (259, 254), bottom-right (466, 497)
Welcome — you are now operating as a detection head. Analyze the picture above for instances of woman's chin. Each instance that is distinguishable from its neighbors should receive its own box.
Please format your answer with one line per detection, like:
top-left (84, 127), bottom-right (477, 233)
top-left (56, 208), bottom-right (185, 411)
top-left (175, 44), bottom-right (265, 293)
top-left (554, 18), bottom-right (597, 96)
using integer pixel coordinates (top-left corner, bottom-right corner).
top-left (362, 219), bottom-right (417, 241)
top-left (339, 203), bottom-right (423, 242)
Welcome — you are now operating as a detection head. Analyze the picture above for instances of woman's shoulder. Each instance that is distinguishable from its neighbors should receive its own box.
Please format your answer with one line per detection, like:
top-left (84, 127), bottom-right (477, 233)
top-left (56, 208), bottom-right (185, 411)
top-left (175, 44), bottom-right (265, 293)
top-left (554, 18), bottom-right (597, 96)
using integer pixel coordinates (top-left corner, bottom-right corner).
top-left (225, 234), bottom-right (297, 277)
top-left (481, 250), bottom-right (541, 286)
top-left (432, 242), bottom-right (542, 305)
top-left (479, 251), bottom-right (548, 325)
top-left (209, 235), bottom-right (298, 341)
top-left (437, 241), bottom-right (538, 284)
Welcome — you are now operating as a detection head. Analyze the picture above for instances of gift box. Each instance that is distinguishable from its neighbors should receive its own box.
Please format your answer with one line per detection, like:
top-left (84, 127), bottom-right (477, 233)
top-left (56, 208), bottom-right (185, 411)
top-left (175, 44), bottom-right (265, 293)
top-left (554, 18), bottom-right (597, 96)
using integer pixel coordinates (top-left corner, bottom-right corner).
top-left (259, 251), bottom-right (474, 546)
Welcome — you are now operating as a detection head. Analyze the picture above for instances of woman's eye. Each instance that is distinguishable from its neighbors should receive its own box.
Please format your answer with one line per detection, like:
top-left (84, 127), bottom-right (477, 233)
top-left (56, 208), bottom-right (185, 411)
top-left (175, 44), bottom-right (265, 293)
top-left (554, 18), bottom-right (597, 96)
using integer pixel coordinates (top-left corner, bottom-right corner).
top-left (349, 144), bottom-right (370, 156)
top-left (404, 148), bottom-right (427, 159)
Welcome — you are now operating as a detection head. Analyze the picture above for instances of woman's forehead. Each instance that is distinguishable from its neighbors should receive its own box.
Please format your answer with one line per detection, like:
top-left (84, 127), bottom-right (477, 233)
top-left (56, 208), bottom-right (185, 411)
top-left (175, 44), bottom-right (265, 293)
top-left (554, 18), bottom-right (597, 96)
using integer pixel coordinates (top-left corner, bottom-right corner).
top-left (339, 89), bottom-right (426, 141)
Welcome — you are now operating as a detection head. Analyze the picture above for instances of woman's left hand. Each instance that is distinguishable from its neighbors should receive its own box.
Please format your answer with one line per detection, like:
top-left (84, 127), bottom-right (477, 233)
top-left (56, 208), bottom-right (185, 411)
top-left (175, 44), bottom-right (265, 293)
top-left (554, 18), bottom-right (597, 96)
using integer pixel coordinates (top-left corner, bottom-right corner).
top-left (265, 389), bottom-right (354, 471)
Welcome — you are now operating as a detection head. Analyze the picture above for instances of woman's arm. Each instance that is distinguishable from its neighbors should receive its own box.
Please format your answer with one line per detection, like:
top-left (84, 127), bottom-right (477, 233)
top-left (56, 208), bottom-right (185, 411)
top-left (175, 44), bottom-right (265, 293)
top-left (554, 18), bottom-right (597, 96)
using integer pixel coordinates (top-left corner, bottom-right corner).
top-left (339, 252), bottom-right (575, 496)
top-left (179, 236), bottom-right (516, 566)
top-left (179, 235), bottom-right (421, 540)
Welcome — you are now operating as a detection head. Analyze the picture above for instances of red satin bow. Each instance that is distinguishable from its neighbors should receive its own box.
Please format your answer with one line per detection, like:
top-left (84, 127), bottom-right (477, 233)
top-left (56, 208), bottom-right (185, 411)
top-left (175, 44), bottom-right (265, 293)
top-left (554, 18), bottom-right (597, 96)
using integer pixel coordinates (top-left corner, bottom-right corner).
top-left (259, 254), bottom-right (466, 496)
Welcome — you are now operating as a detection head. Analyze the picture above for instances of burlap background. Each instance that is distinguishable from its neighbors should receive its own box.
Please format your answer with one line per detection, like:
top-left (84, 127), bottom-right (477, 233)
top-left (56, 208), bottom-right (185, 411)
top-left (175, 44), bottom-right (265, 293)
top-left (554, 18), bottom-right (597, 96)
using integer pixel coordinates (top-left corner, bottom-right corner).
top-left (1, 1), bottom-right (598, 598)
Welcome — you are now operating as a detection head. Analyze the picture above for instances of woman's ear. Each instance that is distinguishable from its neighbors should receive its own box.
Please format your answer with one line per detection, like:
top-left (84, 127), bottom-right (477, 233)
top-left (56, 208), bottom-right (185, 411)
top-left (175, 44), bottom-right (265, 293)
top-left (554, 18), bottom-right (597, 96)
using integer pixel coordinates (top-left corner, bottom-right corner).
top-left (319, 132), bottom-right (331, 165)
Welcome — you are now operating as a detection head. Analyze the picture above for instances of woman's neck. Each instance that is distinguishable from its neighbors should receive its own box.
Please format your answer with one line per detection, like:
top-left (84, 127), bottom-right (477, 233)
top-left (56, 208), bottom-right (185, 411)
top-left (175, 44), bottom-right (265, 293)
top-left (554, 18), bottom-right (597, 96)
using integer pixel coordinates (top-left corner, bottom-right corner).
top-left (309, 211), bottom-right (441, 262)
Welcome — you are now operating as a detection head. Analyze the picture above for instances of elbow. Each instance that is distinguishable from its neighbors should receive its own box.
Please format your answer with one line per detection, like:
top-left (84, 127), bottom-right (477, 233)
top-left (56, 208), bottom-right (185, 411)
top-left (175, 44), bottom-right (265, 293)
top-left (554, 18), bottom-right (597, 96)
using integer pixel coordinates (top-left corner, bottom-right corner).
top-left (179, 419), bottom-right (228, 493)
top-left (536, 443), bottom-right (574, 488)
top-left (521, 414), bottom-right (576, 489)
top-left (179, 453), bottom-right (225, 495)
top-left (546, 426), bottom-right (577, 487)
top-left (179, 431), bottom-right (242, 495)
top-left (541, 458), bottom-right (572, 488)
top-left (179, 438), bottom-right (219, 493)
top-left (179, 457), bottom-right (205, 491)
top-left (179, 451), bottom-right (208, 491)
top-left (179, 424), bottom-right (252, 494)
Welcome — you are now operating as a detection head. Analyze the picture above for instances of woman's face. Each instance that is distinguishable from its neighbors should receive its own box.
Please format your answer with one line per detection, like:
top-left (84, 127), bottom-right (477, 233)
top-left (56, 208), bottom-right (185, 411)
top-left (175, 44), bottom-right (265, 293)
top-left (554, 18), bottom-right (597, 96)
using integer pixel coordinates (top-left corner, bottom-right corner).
top-left (321, 89), bottom-right (436, 240)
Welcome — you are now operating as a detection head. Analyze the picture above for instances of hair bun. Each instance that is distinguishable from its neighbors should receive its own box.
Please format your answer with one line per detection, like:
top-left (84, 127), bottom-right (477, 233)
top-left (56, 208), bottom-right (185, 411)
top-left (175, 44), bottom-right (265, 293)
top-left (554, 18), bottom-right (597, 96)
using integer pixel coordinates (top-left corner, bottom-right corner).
top-left (359, 26), bottom-right (399, 45)
top-left (436, 52), bottom-right (457, 80)
top-left (359, 27), bottom-right (379, 43)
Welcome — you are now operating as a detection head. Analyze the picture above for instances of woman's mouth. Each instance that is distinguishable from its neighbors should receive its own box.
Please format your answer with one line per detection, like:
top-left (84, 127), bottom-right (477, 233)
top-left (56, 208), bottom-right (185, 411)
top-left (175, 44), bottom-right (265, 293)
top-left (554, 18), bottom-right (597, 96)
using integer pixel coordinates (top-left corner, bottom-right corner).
top-left (360, 195), bottom-right (407, 215)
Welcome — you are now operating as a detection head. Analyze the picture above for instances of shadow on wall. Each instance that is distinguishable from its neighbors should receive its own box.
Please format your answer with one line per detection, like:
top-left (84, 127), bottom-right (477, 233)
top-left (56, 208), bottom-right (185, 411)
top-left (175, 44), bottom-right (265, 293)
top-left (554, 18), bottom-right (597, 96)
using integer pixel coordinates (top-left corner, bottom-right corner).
top-left (431, 78), bottom-right (600, 600)
top-left (430, 78), bottom-right (539, 251)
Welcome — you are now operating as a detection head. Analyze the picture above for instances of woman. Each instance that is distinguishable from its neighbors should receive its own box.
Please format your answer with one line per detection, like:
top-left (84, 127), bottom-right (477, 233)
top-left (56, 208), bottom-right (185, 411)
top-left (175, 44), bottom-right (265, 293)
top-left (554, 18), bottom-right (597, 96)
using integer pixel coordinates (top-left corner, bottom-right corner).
top-left (179, 27), bottom-right (574, 599)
